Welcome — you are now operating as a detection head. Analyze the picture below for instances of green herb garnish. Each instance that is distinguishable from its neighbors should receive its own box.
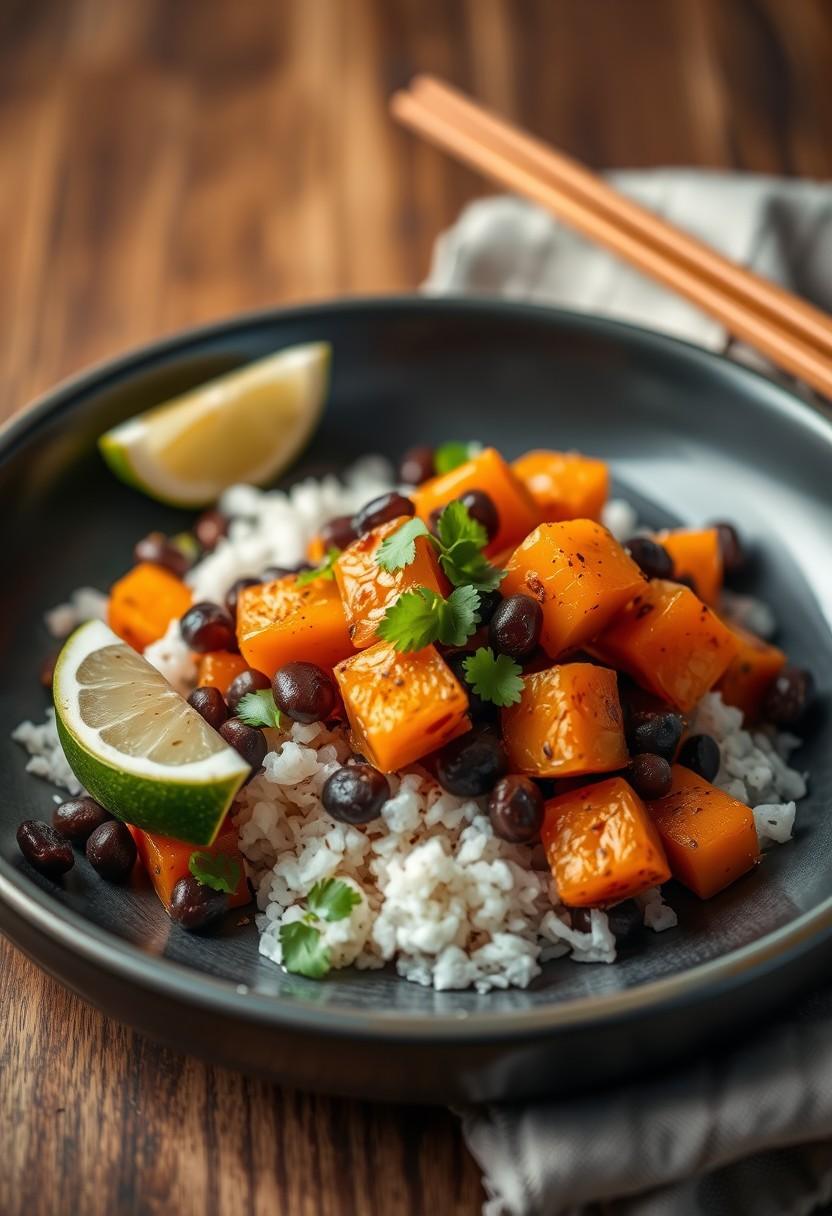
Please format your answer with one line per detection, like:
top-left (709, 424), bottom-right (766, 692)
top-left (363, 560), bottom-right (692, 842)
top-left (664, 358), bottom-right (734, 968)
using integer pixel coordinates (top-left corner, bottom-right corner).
top-left (378, 584), bottom-right (480, 652)
top-left (236, 688), bottom-right (283, 729)
top-left (434, 440), bottom-right (480, 474)
top-left (278, 878), bottom-right (364, 979)
top-left (376, 517), bottom-right (431, 570)
top-left (376, 500), bottom-right (504, 591)
top-left (188, 850), bottom-right (241, 894)
top-left (296, 547), bottom-right (341, 586)
top-left (306, 877), bottom-right (363, 922)
top-left (462, 646), bottom-right (525, 707)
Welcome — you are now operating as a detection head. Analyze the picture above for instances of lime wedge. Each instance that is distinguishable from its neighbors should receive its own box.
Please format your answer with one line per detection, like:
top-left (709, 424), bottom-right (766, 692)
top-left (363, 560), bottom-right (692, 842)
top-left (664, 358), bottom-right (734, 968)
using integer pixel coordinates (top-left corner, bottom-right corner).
top-left (53, 621), bottom-right (250, 845)
top-left (99, 341), bottom-right (331, 507)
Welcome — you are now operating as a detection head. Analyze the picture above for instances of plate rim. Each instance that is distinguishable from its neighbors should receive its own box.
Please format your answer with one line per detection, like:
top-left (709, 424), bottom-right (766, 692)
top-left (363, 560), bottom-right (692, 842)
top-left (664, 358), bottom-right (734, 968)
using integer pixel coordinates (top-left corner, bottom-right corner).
top-left (3, 291), bottom-right (832, 1043)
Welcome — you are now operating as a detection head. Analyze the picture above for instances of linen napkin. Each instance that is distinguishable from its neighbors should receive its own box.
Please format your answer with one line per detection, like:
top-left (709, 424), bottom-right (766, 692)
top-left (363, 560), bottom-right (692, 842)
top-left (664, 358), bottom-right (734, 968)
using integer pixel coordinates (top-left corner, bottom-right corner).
top-left (425, 170), bottom-right (832, 1216)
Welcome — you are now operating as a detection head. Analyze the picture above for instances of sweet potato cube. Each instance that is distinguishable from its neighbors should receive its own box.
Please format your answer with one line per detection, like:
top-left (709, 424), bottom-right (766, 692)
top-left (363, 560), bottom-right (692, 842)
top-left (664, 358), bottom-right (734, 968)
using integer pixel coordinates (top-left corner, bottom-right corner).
top-left (307, 534), bottom-right (326, 563)
top-left (334, 641), bottom-right (470, 771)
top-left (130, 818), bottom-right (250, 912)
top-left (335, 517), bottom-right (449, 649)
top-left (648, 765), bottom-right (760, 898)
top-left (655, 527), bottom-right (723, 605)
top-left (591, 580), bottom-right (738, 712)
top-left (501, 520), bottom-right (646, 658)
top-left (542, 776), bottom-right (671, 907)
top-left (502, 663), bottom-right (628, 777)
top-left (237, 576), bottom-right (353, 676)
top-left (412, 447), bottom-right (540, 554)
top-left (196, 651), bottom-right (249, 695)
top-left (513, 450), bottom-right (609, 522)
top-left (717, 623), bottom-right (786, 723)
top-left (108, 562), bottom-right (192, 652)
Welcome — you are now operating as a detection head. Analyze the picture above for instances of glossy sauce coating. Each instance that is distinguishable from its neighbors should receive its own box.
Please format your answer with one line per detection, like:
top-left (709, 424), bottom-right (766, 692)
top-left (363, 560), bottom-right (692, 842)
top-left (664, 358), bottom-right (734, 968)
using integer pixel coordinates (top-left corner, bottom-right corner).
top-left (236, 575), bottom-right (354, 676)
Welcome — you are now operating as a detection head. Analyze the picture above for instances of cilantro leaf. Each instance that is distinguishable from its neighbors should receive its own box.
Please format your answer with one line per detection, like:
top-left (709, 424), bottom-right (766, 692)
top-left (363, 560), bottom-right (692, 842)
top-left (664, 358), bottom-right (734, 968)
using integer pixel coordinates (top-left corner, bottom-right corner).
top-left (378, 585), bottom-right (480, 652)
top-left (434, 441), bottom-right (480, 474)
top-left (376, 517), bottom-right (431, 572)
top-left (188, 850), bottom-right (241, 894)
top-left (279, 920), bottom-right (331, 979)
top-left (462, 646), bottom-right (525, 707)
top-left (296, 547), bottom-right (341, 586)
top-left (436, 499), bottom-right (488, 551)
top-left (306, 878), bottom-right (362, 923)
top-left (236, 688), bottom-right (282, 729)
top-left (441, 547), bottom-right (506, 592)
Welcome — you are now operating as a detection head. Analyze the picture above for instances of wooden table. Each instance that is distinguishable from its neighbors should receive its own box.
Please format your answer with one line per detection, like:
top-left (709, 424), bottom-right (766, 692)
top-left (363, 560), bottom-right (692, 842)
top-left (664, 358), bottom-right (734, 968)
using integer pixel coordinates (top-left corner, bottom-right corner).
top-left (2, 2), bottom-right (830, 1212)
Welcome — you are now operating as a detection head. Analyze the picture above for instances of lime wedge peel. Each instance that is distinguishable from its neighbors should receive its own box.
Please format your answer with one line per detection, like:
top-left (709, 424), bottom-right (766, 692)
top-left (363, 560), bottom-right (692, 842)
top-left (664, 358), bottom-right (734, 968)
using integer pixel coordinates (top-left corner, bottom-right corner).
top-left (99, 341), bottom-right (331, 508)
top-left (54, 621), bottom-right (250, 845)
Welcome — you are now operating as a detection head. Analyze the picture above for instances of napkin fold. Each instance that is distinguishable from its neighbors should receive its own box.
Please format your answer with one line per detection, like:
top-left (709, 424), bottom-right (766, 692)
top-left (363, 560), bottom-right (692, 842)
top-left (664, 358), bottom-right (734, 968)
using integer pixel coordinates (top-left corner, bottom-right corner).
top-left (426, 170), bottom-right (832, 1216)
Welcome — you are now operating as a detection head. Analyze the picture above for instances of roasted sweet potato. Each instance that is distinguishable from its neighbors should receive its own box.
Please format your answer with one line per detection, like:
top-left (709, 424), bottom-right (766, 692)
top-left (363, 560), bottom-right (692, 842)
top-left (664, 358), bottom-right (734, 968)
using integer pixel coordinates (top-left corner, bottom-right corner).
top-left (196, 651), bottom-right (249, 696)
top-left (108, 562), bottom-right (192, 652)
top-left (591, 580), bottom-right (738, 711)
top-left (542, 776), bottom-right (671, 907)
top-left (307, 534), bottom-right (326, 564)
top-left (512, 450), bottom-right (609, 522)
top-left (502, 663), bottom-right (628, 777)
top-left (237, 575), bottom-right (354, 676)
top-left (648, 765), bottom-right (760, 898)
top-left (130, 818), bottom-right (251, 912)
top-left (412, 447), bottom-right (540, 554)
top-left (655, 527), bottom-right (723, 605)
top-left (335, 516), bottom-right (449, 648)
top-left (716, 623), bottom-right (786, 723)
top-left (501, 520), bottom-right (646, 657)
top-left (334, 640), bottom-right (470, 771)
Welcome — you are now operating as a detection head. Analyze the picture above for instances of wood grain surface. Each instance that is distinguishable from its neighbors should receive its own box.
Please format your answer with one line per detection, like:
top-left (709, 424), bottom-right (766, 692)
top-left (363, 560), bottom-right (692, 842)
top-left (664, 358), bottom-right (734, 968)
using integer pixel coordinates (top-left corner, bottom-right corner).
top-left (1, 1), bottom-right (831, 1213)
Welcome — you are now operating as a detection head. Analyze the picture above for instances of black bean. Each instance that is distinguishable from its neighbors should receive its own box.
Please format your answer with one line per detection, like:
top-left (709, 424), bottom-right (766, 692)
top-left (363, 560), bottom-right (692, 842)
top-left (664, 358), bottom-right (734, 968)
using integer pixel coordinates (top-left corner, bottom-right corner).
top-left (625, 536), bottom-right (674, 580)
top-left (475, 589), bottom-right (503, 625)
top-left (16, 820), bottom-right (74, 877)
top-left (446, 653), bottom-right (497, 723)
top-left (194, 509), bottom-right (229, 552)
top-left (352, 492), bottom-right (415, 536)
top-left (179, 601), bottom-right (236, 653)
top-left (712, 521), bottom-right (747, 576)
top-left (628, 710), bottom-right (685, 761)
top-left (273, 661), bottom-right (337, 724)
top-left (436, 731), bottom-right (508, 797)
top-left (320, 514), bottom-right (358, 551)
top-left (39, 649), bottom-right (59, 691)
top-left (133, 531), bottom-right (190, 578)
top-left (226, 668), bottom-right (271, 714)
top-left (628, 753), bottom-right (673, 800)
top-left (53, 797), bottom-right (112, 844)
top-left (261, 565), bottom-right (296, 582)
top-left (678, 734), bottom-right (721, 783)
top-left (427, 506), bottom-right (444, 536)
top-left (488, 775), bottom-right (544, 843)
top-left (571, 907), bottom-right (592, 933)
top-left (169, 875), bottom-right (229, 931)
top-left (85, 821), bottom-right (137, 882)
top-left (399, 445), bottom-right (435, 486)
top-left (489, 594), bottom-right (543, 660)
top-left (187, 686), bottom-right (229, 731)
top-left (219, 718), bottom-right (267, 771)
top-left (457, 489), bottom-right (500, 541)
top-left (762, 666), bottom-right (815, 727)
top-left (673, 573), bottom-right (699, 594)
top-left (322, 764), bottom-right (390, 825)
top-left (224, 576), bottom-right (261, 621)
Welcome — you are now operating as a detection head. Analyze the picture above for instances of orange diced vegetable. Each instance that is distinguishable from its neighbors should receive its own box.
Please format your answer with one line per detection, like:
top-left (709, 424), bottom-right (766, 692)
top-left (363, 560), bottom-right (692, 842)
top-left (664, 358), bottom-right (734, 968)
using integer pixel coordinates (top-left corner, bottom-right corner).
top-left (512, 450), bottom-right (609, 522)
top-left (335, 516), bottom-right (449, 649)
top-left (307, 534), bottom-right (326, 563)
top-left (717, 622), bottom-right (786, 723)
top-left (648, 765), bottom-right (760, 898)
top-left (542, 776), bottom-right (670, 907)
top-left (501, 520), bottom-right (646, 658)
top-left (108, 561), bottom-right (192, 652)
top-left (196, 651), bottom-right (249, 696)
top-left (502, 663), bottom-right (628, 777)
top-left (412, 447), bottom-right (540, 554)
top-left (591, 579), bottom-right (738, 712)
top-left (237, 575), bottom-right (354, 676)
top-left (130, 819), bottom-right (250, 912)
top-left (334, 641), bottom-right (470, 771)
top-left (655, 527), bottom-right (723, 605)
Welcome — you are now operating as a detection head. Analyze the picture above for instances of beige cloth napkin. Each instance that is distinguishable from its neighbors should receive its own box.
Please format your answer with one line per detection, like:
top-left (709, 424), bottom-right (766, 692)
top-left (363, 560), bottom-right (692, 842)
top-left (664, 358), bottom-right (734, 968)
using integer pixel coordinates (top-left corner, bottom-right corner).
top-left (426, 169), bottom-right (832, 1216)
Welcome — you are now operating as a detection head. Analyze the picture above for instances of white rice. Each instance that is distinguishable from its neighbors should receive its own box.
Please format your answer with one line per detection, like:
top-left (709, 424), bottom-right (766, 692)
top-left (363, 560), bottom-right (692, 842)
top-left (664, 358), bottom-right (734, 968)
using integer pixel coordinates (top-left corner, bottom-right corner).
top-left (12, 469), bottom-right (810, 993)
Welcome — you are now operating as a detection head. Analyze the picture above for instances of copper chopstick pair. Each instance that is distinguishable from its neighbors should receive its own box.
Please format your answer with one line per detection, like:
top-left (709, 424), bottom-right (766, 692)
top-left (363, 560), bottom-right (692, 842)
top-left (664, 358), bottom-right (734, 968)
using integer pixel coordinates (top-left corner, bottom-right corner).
top-left (391, 76), bottom-right (832, 400)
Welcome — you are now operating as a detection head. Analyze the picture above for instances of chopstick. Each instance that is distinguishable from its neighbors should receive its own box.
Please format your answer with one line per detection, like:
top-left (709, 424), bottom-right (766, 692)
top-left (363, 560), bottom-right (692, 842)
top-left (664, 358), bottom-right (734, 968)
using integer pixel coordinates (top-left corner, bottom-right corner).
top-left (391, 77), bottom-right (832, 400)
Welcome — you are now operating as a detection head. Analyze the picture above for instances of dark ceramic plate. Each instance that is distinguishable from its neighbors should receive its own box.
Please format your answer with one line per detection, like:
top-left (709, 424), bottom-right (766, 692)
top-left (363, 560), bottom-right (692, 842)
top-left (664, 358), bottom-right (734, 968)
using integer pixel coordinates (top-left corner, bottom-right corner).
top-left (1, 297), bottom-right (831, 1103)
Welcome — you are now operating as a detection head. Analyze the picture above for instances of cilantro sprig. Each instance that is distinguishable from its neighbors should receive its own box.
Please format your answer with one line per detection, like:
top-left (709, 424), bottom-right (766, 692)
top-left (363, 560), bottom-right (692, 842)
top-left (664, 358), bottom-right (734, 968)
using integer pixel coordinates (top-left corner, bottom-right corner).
top-left (377, 500), bottom-right (504, 592)
top-left (236, 688), bottom-right (283, 729)
top-left (462, 647), bottom-right (525, 707)
top-left (378, 585), bottom-right (481, 652)
top-left (434, 440), bottom-right (481, 474)
top-left (188, 850), bottom-right (241, 894)
top-left (296, 547), bottom-right (341, 586)
top-left (278, 878), bottom-right (363, 979)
